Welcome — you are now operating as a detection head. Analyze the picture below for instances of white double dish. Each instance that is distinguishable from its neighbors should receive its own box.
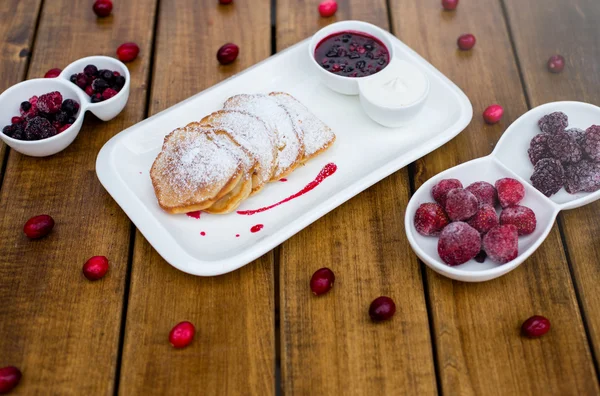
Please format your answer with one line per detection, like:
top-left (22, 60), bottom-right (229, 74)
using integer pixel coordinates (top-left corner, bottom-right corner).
top-left (96, 21), bottom-right (473, 276)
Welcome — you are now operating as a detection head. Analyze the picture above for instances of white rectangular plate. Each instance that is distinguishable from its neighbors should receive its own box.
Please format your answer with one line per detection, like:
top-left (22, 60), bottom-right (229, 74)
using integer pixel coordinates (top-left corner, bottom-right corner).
top-left (96, 34), bottom-right (473, 276)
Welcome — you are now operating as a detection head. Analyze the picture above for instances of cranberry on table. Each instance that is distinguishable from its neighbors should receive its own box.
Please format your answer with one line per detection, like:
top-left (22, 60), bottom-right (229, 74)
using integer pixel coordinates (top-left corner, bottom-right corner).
top-left (117, 42), bottom-right (140, 62)
top-left (483, 104), bottom-right (504, 124)
top-left (547, 54), bottom-right (565, 73)
top-left (0, 366), bottom-right (22, 394)
top-left (93, 0), bottom-right (113, 17)
top-left (369, 296), bottom-right (396, 322)
top-left (83, 256), bottom-right (109, 281)
top-left (521, 315), bottom-right (550, 338)
top-left (318, 0), bottom-right (338, 18)
top-left (23, 214), bottom-right (54, 239)
top-left (44, 68), bottom-right (62, 78)
top-left (457, 33), bottom-right (476, 50)
top-left (217, 43), bottom-right (239, 65)
top-left (169, 321), bottom-right (196, 348)
top-left (219, 0), bottom-right (233, 3)
top-left (441, 0), bottom-right (459, 10)
top-left (310, 268), bottom-right (335, 296)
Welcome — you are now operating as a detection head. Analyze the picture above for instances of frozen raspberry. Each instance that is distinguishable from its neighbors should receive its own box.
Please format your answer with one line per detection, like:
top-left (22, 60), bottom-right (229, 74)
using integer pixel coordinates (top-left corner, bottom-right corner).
top-left (465, 181), bottom-right (498, 207)
top-left (24, 116), bottom-right (57, 140)
top-left (467, 204), bottom-right (499, 234)
top-left (414, 203), bottom-right (450, 236)
top-left (437, 222), bottom-right (481, 266)
top-left (431, 178), bottom-right (463, 208)
top-left (565, 128), bottom-right (585, 146)
top-left (37, 91), bottom-right (63, 114)
top-left (547, 132), bottom-right (582, 163)
top-left (528, 134), bottom-right (552, 165)
top-left (538, 111), bottom-right (568, 134)
top-left (445, 188), bottom-right (478, 221)
top-left (474, 250), bottom-right (487, 263)
top-left (483, 224), bottom-right (518, 264)
top-left (564, 160), bottom-right (600, 193)
top-left (583, 125), bottom-right (600, 162)
top-left (500, 205), bottom-right (536, 235)
top-left (495, 178), bottom-right (524, 208)
top-left (531, 158), bottom-right (564, 197)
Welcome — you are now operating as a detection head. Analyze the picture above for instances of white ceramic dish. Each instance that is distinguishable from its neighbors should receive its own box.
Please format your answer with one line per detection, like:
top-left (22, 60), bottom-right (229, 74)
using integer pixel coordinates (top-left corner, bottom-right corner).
top-left (96, 31), bottom-right (473, 276)
top-left (0, 56), bottom-right (130, 157)
top-left (405, 101), bottom-right (600, 282)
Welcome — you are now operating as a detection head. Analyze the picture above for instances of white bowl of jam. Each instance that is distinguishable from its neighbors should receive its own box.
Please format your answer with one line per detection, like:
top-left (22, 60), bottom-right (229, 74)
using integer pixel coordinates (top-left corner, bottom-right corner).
top-left (309, 21), bottom-right (395, 95)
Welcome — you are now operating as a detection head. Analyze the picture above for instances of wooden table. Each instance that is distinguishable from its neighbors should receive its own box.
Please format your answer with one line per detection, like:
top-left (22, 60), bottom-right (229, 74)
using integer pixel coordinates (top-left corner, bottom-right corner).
top-left (1, 0), bottom-right (599, 394)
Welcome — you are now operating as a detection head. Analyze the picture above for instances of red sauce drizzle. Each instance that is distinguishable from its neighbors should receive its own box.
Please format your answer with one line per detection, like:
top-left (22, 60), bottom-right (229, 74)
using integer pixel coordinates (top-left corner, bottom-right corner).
top-left (186, 211), bottom-right (201, 219)
top-left (200, 231), bottom-right (206, 236)
top-left (250, 224), bottom-right (264, 233)
top-left (237, 163), bottom-right (337, 216)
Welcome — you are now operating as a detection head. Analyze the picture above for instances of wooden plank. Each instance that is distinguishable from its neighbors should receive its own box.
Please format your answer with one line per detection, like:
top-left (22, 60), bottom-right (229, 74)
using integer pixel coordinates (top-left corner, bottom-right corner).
top-left (0, 0), bottom-right (157, 394)
top-left (504, 0), bottom-right (600, 371)
top-left (389, 0), bottom-right (600, 394)
top-left (0, 0), bottom-right (43, 180)
top-left (118, 1), bottom-right (275, 394)
top-left (277, 3), bottom-right (437, 395)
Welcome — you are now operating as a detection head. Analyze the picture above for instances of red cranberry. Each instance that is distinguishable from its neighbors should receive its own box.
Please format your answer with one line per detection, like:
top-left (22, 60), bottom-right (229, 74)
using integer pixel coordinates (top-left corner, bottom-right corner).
top-left (169, 321), bottom-right (195, 348)
top-left (219, 0), bottom-right (233, 3)
top-left (85, 85), bottom-right (94, 97)
top-left (11, 116), bottom-right (23, 125)
top-left (457, 33), bottom-right (476, 50)
top-left (93, 0), bottom-right (113, 17)
top-left (82, 256), bottom-right (109, 281)
top-left (0, 366), bottom-right (22, 394)
top-left (57, 124), bottom-right (72, 133)
top-left (318, 0), bottom-right (338, 17)
top-left (23, 214), bottom-right (54, 239)
top-left (113, 71), bottom-right (120, 77)
top-left (547, 54), bottom-right (565, 73)
top-left (483, 104), bottom-right (504, 124)
top-left (217, 43), bottom-right (239, 65)
top-left (310, 268), bottom-right (335, 296)
top-left (116, 42), bottom-right (140, 62)
top-left (369, 296), bottom-right (396, 321)
top-left (44, 68), bottom-right (62, 78)
top-left (442, 0), bottom-right (458, 10)
top-left (102, 88), bottom-right (118, 100)
top-left (522, 315), bottom-right (550, 338)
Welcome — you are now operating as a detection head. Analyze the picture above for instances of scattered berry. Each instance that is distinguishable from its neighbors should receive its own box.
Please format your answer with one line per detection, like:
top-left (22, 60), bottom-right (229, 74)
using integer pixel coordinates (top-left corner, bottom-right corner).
top-left (431, 178), bottom-right (463, 208)
top-left (37, 91), bottom-right (63, 114)
top-left (564, 160), bottom-right (600, 193)
top-left (169, 321), bottom-right (195, 348)
top-left (217, 43), bottom-right (239, 65)
top-left (583, 125), bottom-right (600, 162)
top-left (44, 68), bottom-right (62, 78)
top-left (93, 0), bottom-right (113, 17)
top-left (23, 214), bottom-right (54, 239)
top-left (495, 178), bottom-right (524, 208)
top-left (474, 250), bottom-right (487, 263)
top-left (0, 366), bottom-right (22, 394)
top-left (441, 0), bottom-right (459, 10)
top-left (444, 188), bottom-right (478, 221)
top-left (102, 88), bottom-right (118, 100)
top-left (547, 132), bottom-right (582, 163)
top-left (82, 256), bottom-right (109, 281)
top-left (500, 205), bottom-right (536, 236)
top-left (369, 296), bottom-right (396, 321)
top-left (483, 104), bottom-right (503, 124)
top-left (310, 268), bottom-right (335, 296)
top-left (538, 111), bottom-right (567, 134)
top-left (465, 181), bottom-right (498, 207)
top-left (528, 134), bottom-right (552, 165)
top-left (467, 204), bottom-right (499, 234)
top-left (457, 33), bottom-right (476, 50)
top-left (522, 315), bottom-right (550, 337)
top-left (482, 224), bottom-right (518, 264)
top-left (547, 55), bottom-right (565, 73)
top-left (24, 116), bottom-right (57, 140)
top-left (11, 116), bottom-right (23, 125)
top-left (437, 222), bottom-right (481, 266)
top-left (565, 127), bottom-right (586, 146)
top-left (117, 42), bottom-right (140, 62)
top-left (318, 0), bottom-right (337, 18)
top-left (414, 203), bottom-right (450, 236)
top-left (531, 158), bottom-right (564, 197)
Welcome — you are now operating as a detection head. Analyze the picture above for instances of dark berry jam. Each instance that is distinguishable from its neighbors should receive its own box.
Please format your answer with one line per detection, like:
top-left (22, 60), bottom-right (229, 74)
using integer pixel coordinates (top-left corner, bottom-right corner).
top-left (314, 31), bottom-right (390, 78)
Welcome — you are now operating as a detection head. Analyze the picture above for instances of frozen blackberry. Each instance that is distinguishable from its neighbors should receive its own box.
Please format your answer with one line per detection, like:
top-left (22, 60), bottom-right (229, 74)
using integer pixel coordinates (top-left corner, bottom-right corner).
top-left (583, 125), bottom-right (600, 162)
top-left (564, 160), bottom-right (600, 193)
top-left (527, 134), bottom-right (552, 165)
top-left (538, 111), bottom-right (568, 134)
top-left (565, 128), bottom-right (585, 146)
top-left (547, 132), bottom-right (582, 163)
top-left (530, 158), bottom-right (564, 197)
top-left (24, 116), bottom-right (57, 140)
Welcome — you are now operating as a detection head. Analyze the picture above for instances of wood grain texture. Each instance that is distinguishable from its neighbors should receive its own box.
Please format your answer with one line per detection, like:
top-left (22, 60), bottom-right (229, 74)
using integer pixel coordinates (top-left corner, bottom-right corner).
top-left (504, 0), bottom-right (600, 371)
top-left (0, 0), bottom-right (156, 394)
top-left (118, 1), bottom-right (275, 394)
top-left (389, 0), bottom-right (600, 394)
top-left (277, 3), bottom-right (437, 395)
top-left (0, 0), bottom-right (42, 180)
